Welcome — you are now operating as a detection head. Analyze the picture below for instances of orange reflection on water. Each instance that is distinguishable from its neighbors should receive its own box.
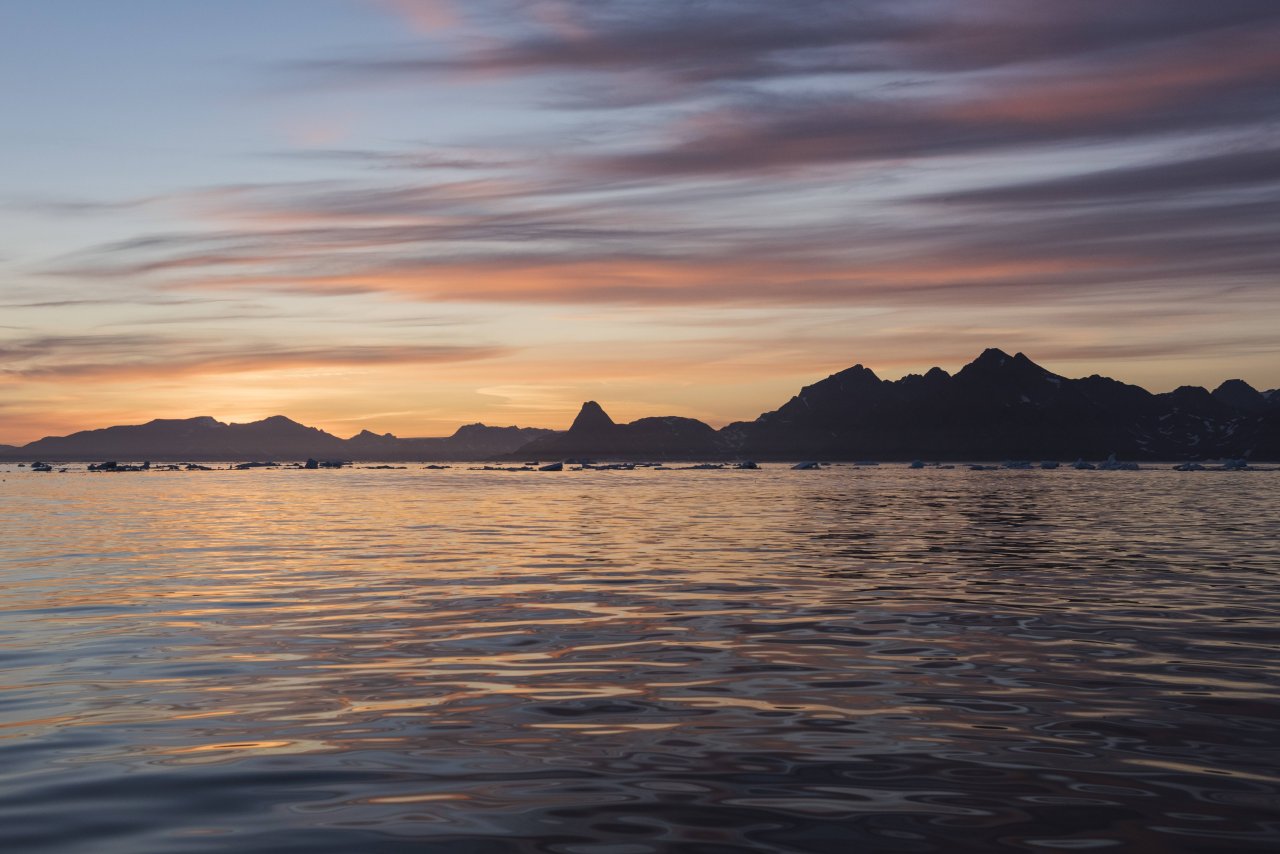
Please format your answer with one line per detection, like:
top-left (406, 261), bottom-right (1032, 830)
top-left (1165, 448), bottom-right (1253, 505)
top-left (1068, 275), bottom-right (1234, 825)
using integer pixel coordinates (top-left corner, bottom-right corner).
top-left (3, 464), bottom-right (1279, 851)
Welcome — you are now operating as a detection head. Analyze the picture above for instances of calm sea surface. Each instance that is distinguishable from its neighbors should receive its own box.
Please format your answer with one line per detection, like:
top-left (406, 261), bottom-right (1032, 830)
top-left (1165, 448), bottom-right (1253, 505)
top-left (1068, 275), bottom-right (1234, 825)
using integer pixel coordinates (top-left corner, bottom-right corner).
top-left (2, 465), bottom-right (1278, 853)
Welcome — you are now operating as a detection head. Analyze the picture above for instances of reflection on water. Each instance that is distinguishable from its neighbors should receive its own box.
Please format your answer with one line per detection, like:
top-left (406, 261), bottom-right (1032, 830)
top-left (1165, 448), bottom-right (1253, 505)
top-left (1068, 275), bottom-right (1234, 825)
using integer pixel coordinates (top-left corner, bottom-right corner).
top-left (1, 466), bottom-right (1278, 852)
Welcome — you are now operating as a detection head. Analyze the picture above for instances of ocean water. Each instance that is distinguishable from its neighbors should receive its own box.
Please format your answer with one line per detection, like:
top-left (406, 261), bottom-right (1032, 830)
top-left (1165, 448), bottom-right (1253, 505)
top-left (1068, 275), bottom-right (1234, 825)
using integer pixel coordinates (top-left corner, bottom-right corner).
top-left (2, 464), bottom-right (1278, 853)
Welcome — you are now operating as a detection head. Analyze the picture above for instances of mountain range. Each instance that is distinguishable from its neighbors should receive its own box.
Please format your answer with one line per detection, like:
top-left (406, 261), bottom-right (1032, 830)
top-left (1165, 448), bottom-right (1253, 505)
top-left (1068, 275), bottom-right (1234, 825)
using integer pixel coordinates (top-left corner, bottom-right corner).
top-left (726, 348), bottom-right (1280, 461)
top-left (3, 349), bottom-right (1277, 462)
top-left (5, 417), bottom-right (551, 462)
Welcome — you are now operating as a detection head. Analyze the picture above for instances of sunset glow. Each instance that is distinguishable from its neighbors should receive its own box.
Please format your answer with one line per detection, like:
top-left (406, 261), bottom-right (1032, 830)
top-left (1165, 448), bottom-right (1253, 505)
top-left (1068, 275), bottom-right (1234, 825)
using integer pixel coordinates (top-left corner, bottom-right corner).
top-left (3, 1), bottom-right (1278, 443)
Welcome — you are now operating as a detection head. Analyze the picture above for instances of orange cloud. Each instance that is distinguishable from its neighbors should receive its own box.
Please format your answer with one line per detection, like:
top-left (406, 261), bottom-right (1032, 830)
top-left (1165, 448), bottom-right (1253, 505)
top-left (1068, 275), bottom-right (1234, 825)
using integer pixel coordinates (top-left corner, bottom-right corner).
top-left (2, 342), bottom-right (509, 382)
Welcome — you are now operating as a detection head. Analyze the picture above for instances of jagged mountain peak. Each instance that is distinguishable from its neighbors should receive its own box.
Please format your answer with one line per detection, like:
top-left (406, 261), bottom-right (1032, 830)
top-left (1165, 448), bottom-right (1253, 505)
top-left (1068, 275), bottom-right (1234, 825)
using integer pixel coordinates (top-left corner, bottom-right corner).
top-left (957, 348), bottom-right (1058, 386)
top-left (827, 363), bottom-right (881, 384)
top-left (966, 348), bottom-right (1046, 371)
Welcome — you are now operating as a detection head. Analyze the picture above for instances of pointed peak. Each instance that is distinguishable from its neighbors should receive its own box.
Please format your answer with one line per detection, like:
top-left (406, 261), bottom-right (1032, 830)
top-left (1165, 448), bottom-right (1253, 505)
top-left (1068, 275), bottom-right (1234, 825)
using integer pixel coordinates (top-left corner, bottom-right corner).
top-left (827, 363), bottom-right (882, 384)
top-left (924, 366), bottom-right (951, 381)
top-left (973, 347), bottom-right (1013, 367)
top-left (569, 401), bottom-right (615, 433)
top-left (1012, 350), bottom-right (1054, 374)
top-left (963, 348), bottom-right (1054, 377)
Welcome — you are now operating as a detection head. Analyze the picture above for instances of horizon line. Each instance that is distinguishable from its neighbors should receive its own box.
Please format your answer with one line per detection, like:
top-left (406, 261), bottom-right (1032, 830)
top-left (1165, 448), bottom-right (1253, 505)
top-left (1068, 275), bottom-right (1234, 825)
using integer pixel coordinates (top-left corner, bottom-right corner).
top-left (5, 347), bottom-right (1275, 448)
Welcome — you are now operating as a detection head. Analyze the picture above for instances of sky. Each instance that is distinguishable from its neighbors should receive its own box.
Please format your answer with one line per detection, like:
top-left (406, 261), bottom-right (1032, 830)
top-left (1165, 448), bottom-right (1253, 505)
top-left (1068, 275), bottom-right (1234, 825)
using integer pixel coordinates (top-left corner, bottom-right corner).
top-left (2, 0), bottom-right (1278, 444)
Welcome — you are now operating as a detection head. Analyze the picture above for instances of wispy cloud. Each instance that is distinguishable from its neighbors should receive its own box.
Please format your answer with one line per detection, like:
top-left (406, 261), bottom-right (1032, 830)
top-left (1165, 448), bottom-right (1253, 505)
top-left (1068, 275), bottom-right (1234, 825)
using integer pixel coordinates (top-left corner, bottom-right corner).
top-left (0, 334), bottom-right (509, 381)
top-left (325, 1), bottom-right (1280, 107)
top-left (917, 145), bottom-right (1280, 204)
top-left (34, 1), bottom-right (1271, 315)
top-left (261, 146), bottom-right (519, 172)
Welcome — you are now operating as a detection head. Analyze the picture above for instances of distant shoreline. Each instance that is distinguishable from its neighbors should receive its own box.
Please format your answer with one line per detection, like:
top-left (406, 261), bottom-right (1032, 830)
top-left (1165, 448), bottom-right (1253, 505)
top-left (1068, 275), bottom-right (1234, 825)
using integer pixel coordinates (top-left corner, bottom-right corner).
top-left (5, 349), bottom-right (1277, 463)
top-left (4, 459), bottom-right (1276, 469)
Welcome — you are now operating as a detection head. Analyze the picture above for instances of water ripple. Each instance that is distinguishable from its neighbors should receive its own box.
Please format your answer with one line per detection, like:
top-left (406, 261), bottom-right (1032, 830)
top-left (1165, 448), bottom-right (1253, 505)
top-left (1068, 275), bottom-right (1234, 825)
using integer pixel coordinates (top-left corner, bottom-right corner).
top-left (1, 466), bottom-right (1278, 852)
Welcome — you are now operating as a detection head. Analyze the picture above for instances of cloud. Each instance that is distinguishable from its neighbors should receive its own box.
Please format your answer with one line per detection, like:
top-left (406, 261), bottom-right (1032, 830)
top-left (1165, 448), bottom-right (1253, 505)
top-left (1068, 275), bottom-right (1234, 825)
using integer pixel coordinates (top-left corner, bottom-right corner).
top-left (0, 334), bottom-right (510, 381)
top-left (40, 162), bottom-right (1279, 311)
top-left (917, 145), bottom-right (1280, 204)
top-left (27, 1), bottom-right (1278, 319)
top-left (261, 147), bottom-right (519, 172)
top-left (592, 34), bottom-right (1279, 177)
top-left (8, 0), bottom-right (1280, 423)
top-left (311, 1), bottom-right (1280, 105)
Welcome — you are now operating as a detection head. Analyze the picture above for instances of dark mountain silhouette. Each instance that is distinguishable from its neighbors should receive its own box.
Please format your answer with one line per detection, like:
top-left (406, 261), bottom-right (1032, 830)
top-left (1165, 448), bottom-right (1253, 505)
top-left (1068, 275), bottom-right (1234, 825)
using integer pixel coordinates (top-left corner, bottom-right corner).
top-left (344, 423), bottom-right (553, 461)
top-left (7, 416), bottom-right (551, 462)
top-left (569, 400), bottom-right (615, 433)
top-left (717, 349), bottom-right (1279, 461)
top-left (3, 350), bottom-right (1276, 463)
top-left (525, 349), bottom-right (1278, 462)
top-left (20, 415), bottom-right (347, 461)
top-left (518, 401), bottom-right (720, 459)
top-left (1212, 379), bottom-right (1269, 412)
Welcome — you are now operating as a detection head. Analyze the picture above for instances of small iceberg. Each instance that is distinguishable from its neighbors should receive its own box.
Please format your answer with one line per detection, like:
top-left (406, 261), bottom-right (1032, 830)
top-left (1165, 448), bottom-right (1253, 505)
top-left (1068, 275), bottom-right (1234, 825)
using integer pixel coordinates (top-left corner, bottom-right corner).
top-left (908, 460), bottom-right (925, 469)
top-left (539, 462), bottom-right (564, 471)
top-left (1002, 460), bottom-right (1032, 470)
top-left (792, 461), bottom-right (820, 470)
top-left (735, 460), bottom-right (759, 469)
top-left (1039, 461), bottom-right (1059, 469)
top-left (1172, 462), bottom-right (1206, 471)
top-left (1071, 458), bottom-right (1096, 470)
top-left (1097, 453), bottom-right (1139, 471)
top-left (1221, 458), bottom-right (1249, 471)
